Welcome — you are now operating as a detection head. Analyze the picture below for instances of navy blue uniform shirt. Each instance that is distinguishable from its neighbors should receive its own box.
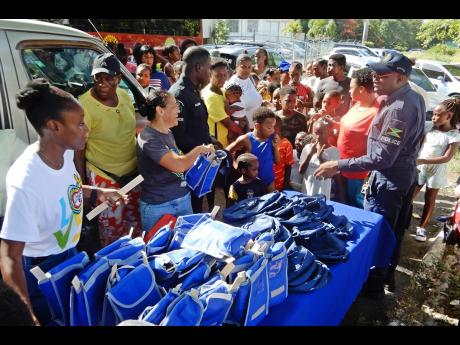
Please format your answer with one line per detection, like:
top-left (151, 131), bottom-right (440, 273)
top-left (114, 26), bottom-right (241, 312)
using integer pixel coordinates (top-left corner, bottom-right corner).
top-left (169, 76), bottom-right (212, 153)
top-left (337, 83), bottom-right (425, 194)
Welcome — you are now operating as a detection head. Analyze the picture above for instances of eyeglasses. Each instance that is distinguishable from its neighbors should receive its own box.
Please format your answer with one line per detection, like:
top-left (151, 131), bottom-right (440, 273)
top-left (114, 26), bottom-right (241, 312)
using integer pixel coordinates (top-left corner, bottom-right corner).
top-left (372, 72), bottom-right (394, 80)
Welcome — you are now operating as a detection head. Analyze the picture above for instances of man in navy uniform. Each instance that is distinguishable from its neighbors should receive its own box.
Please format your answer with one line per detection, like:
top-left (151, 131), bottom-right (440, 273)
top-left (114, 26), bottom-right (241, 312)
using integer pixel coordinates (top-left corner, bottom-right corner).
top-left (169, 46), bottom-right (214, 213)
top-left (314, 52), bottom-right (425, 298)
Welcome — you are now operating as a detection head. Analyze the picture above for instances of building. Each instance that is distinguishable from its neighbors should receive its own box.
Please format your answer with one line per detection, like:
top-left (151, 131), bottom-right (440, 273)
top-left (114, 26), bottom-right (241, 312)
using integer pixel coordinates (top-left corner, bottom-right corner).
top-left (202, 19), bottom-right (295, 44)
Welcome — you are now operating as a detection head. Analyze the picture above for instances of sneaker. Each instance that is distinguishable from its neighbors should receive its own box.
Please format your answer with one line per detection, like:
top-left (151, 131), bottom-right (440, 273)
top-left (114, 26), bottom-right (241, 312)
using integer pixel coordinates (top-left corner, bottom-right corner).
top-left (415, 227), bottom-right (427, 242)
top-left (385, 274), bottom-right (396, 293)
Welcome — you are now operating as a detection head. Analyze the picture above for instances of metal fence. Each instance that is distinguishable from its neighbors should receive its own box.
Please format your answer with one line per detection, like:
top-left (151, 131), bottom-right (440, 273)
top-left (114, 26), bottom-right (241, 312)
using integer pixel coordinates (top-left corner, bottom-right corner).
top-left (227, 34), bottom-right (335, 65)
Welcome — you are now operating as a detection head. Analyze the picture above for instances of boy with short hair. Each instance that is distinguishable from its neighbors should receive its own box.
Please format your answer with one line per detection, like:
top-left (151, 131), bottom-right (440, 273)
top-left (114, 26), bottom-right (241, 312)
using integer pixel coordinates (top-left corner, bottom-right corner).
top-left (276, 86), bottom-right (307, 147)
top-left (228, 153), bottom-right (267, 205)
top-left (273, 117), bottom-right (294, 191)
top-left (226, 107), bottom-right (280, 192)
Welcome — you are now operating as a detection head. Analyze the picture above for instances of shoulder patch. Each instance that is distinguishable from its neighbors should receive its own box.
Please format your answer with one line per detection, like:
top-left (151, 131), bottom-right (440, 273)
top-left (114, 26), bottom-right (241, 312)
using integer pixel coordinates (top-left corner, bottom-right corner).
top-left (177, 100), bottom-right (185, 113)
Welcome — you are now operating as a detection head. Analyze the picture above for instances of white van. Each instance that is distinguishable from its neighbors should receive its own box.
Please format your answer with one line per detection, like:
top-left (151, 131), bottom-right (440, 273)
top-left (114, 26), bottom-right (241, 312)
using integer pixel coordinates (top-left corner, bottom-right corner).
top-left (0, 19), bottom-right (146, 144)
top-left (415, 59), bottom-right (460, 97)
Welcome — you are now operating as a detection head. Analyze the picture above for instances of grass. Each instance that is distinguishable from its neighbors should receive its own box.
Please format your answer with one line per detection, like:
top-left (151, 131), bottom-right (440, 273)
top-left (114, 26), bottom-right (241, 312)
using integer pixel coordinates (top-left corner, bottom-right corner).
top-left (404, 50), bottom-right (460, 63)
top-left (448, 150), bottom-right (460, 175)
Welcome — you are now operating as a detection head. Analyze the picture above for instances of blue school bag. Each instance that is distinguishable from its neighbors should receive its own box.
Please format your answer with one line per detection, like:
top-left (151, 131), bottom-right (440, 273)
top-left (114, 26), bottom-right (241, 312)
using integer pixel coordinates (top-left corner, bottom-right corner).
top-left (225, 255), bottom-right (269, 326)
top-left (70, 257), bottom-right (111, 326)
top-left (139, 289), bottom-right (180, 325)
top-left (30, 251), bottom-right (90, 326)
top-left (197, 273), bottom-right (234, 326)
top-left (181, 219), bottom-right (252, 259)
top-left (168, 213), bottom-right (211, 251)
top-left (195, 150), bottom-right (227, 198)
top-left (160, 289), bottom-right (204, 326)
top-left (104, 260), bottom-right (163, 325)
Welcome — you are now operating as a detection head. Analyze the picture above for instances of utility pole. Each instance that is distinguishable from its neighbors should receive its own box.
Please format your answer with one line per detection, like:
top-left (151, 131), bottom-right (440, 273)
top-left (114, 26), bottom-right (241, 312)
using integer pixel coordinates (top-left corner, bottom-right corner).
top-left (362, 19), bottom-right (369, 45)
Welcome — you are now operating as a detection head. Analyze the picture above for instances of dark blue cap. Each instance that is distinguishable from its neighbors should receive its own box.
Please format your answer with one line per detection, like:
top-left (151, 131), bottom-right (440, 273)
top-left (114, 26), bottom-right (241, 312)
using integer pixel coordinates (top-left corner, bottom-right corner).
top-left (367, 52), bottom-right (412, 76)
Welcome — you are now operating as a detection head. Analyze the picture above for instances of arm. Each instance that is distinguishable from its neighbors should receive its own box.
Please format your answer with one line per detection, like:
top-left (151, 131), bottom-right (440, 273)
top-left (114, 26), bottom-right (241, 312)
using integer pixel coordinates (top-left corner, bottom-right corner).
top-left (226, 134), bottom-right (250, 157)
top-left (159, 144), bottom-right (215, 173)
top-left (299, 144), bottom-right (316, 174)
top-left (417, 142), bottom-right (460, 165)
top-left (0, 240), bottom-right (38, 325)
top-left (221, 117), bottom-right (243, 138)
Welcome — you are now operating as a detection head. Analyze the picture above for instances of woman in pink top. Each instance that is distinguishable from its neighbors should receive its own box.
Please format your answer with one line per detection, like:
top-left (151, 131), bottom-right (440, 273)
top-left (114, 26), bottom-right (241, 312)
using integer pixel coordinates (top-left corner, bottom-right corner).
top-left (330, 68), bottom-right (380, 208)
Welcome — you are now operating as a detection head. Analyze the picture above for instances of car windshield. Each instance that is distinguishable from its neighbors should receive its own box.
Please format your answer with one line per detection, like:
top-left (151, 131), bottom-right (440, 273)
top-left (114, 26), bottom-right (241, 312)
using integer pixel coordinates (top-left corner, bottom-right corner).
top-left (443, 64), bottom-right (460, 79)
top-left (410, 68), bottom-right (437, 92)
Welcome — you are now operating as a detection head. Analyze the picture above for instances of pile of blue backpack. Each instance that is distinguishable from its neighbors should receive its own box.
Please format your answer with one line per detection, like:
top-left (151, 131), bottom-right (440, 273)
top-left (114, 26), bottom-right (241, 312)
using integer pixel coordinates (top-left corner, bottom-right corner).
top-left (30, 192), bottom-right (353, 326)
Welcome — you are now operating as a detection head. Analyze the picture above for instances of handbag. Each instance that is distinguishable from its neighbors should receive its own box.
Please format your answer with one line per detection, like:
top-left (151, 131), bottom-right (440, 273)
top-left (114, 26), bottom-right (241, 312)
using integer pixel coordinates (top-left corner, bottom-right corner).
top-left (185, 150), bottom-right (227, 197)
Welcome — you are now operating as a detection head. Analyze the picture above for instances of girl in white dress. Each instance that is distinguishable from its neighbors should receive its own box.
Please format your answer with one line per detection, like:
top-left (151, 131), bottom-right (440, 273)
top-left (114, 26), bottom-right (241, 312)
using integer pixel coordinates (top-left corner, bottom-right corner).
top-left (414, 98), bottom-right (460, 242)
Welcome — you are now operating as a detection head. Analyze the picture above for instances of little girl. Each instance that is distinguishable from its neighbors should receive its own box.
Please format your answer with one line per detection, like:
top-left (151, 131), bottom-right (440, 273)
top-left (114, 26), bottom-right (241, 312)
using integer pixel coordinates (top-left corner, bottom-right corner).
top-left (413, 97), bottom-right (460, 242)
top-left (224, 83), bottom-right (249, 143)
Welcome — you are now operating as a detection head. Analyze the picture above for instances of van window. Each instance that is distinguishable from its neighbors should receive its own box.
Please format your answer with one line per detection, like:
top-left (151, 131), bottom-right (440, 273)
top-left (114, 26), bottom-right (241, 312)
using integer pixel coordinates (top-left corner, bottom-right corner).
top-left (21, 47), bottom-right (137, 103)
top-left (420, 63), bottom-right (445, 80)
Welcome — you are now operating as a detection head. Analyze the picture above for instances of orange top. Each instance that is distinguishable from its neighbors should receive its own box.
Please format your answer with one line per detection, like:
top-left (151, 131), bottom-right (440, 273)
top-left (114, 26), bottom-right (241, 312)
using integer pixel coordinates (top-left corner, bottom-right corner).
top-left (273, 138), bottom-right (295, 191)
top-left (337, 100), bottom-right (380, 180)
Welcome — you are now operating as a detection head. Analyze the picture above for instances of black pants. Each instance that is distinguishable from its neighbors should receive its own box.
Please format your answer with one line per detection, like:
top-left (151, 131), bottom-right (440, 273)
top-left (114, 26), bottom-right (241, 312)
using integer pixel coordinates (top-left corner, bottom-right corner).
top-left (363, 173), bottom-right (416, 292)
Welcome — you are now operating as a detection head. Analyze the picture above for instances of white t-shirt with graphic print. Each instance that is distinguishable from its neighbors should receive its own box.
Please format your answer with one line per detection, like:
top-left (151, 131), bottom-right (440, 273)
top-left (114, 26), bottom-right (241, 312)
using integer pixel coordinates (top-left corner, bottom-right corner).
top-left (1, 142), bottom-right (83, 257)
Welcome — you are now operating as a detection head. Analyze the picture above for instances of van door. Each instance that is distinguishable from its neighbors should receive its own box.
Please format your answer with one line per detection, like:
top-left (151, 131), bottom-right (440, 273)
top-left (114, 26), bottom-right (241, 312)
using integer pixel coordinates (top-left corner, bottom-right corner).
top-left (4, 30), bottom-right (146, 144)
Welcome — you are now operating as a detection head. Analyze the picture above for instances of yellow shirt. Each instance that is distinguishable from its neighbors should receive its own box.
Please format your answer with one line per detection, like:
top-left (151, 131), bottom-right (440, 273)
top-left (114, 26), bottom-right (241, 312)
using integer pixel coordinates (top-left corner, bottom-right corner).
top-left (79, 88), bottom-right (137, 178)
top-left (202, 84), bottom-right (229, 148)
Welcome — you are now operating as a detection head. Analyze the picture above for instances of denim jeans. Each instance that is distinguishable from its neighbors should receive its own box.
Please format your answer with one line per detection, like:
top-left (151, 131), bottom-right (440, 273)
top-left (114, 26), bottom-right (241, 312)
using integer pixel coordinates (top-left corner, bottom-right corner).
top-left (140, 193), bottom-right (193, 232)
top-left (23, 246), bottom-right (78, 325)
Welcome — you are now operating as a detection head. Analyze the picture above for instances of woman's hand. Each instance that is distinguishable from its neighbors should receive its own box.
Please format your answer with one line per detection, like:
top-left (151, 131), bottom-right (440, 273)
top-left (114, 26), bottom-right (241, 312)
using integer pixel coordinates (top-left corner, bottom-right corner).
top-left (97, 188), bottom-right (128, 207)
top-left (200, 144), bottom-right (216, 155)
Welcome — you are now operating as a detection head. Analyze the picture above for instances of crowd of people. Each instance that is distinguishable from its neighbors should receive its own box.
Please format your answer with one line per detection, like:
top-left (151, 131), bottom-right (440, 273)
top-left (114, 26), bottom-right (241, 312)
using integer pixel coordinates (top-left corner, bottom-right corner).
top-left (1, 38), bottom-right (460, 325)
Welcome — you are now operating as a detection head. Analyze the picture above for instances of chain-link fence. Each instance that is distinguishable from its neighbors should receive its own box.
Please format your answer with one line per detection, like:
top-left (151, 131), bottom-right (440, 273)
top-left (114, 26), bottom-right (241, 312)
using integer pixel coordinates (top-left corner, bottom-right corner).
top-left (226, 34), bottom-right (335, 65)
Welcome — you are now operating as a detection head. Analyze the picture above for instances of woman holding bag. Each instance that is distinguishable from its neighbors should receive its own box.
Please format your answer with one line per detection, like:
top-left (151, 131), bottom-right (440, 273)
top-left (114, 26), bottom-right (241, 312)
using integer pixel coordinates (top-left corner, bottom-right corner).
top-left (137, 90), bottom-right (214, 232)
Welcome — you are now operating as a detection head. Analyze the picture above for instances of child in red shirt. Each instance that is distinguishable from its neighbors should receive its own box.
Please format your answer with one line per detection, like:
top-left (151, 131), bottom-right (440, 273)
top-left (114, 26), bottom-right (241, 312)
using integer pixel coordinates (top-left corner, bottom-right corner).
top-left (273, 116), bottom-right (294, 191)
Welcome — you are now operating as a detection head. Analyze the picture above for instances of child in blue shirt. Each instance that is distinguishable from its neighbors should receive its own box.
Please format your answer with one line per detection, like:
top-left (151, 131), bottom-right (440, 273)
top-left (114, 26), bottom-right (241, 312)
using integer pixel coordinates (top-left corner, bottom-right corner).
top-left (226, 106), bottom-right (280, 192)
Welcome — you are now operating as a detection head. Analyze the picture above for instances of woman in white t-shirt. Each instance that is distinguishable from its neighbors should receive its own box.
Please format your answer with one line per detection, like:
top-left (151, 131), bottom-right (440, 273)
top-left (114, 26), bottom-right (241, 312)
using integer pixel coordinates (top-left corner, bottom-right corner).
top-left (413, 98), bottom-right (460, 242)
top-left (224, 54), bottom-right (263, 130)
top-left (0, 79), bottom-right (126, 325)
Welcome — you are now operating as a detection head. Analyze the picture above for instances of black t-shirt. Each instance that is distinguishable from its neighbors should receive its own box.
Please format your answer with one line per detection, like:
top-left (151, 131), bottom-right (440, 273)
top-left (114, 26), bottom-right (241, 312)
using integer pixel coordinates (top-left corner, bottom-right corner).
top-left (230, 178), bottom-right (267, 202)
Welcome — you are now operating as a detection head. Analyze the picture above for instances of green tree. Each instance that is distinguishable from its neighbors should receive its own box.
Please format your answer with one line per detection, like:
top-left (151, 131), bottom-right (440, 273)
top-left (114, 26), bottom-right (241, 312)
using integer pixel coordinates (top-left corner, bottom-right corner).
top-left (308, 19), bottom-right (336, 39)
top-left (417, 19), bottom-right (460, 48)
top-left (211, 20), bottom-right (229, 44)
top-left (283, 20), bottom-right (303, 37)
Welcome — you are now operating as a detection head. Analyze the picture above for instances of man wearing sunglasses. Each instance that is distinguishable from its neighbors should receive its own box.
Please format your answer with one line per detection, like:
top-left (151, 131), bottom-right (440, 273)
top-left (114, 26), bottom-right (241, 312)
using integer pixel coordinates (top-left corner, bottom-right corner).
top-left (315, 52), bottom-right (425, 298)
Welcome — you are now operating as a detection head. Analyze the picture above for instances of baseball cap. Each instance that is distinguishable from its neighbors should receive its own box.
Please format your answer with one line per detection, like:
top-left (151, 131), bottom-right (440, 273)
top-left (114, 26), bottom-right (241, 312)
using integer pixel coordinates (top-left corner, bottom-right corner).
top-left (91, 53), bottom-right (121, 77)
top-left (278, 60), bottom-right (291, 73)
top-left (366, 52), bottom-right (412, 76)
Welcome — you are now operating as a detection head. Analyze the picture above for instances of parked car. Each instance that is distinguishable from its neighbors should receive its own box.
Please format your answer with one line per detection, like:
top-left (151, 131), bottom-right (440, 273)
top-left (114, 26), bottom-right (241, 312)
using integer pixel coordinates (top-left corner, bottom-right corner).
top-left (0, 19), bottom-right (146, 145)
top-left (370, 48), bottom-right (401, 58)
top-left (323, 47), bottom-right (380, 67)
top-left (201, 43), bottom-right (285, 71)
top-left (332, 42), bottom-right (379, 57)
top-left (415, 59), bottom-right (460, 97)
top-left (347, 61), bottom-right (449, 120)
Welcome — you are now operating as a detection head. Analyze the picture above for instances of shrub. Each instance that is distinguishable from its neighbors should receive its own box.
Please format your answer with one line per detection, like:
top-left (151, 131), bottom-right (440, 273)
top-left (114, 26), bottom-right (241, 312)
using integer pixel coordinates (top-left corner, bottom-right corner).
top-left (429, 44), bottom-right (457, 56)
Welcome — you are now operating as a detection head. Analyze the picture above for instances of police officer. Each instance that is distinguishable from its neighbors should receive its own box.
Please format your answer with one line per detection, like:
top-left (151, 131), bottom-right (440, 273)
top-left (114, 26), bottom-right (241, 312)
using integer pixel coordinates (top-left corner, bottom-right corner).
top-left (169, 46), bottom-right (216, 213)
top-left (314, 52), bottom-right (425, 298)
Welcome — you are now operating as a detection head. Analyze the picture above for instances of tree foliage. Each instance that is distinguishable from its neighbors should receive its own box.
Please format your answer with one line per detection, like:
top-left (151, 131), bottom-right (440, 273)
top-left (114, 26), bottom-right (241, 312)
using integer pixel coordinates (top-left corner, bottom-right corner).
top-left (307, 19), bottom-right (336, 39)
top-left (211, 20), bottom-right (229, 44)
top-left (283, 20), bottom-right (304, 36)
top-left (417, 19), bottom-right (460, 48)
